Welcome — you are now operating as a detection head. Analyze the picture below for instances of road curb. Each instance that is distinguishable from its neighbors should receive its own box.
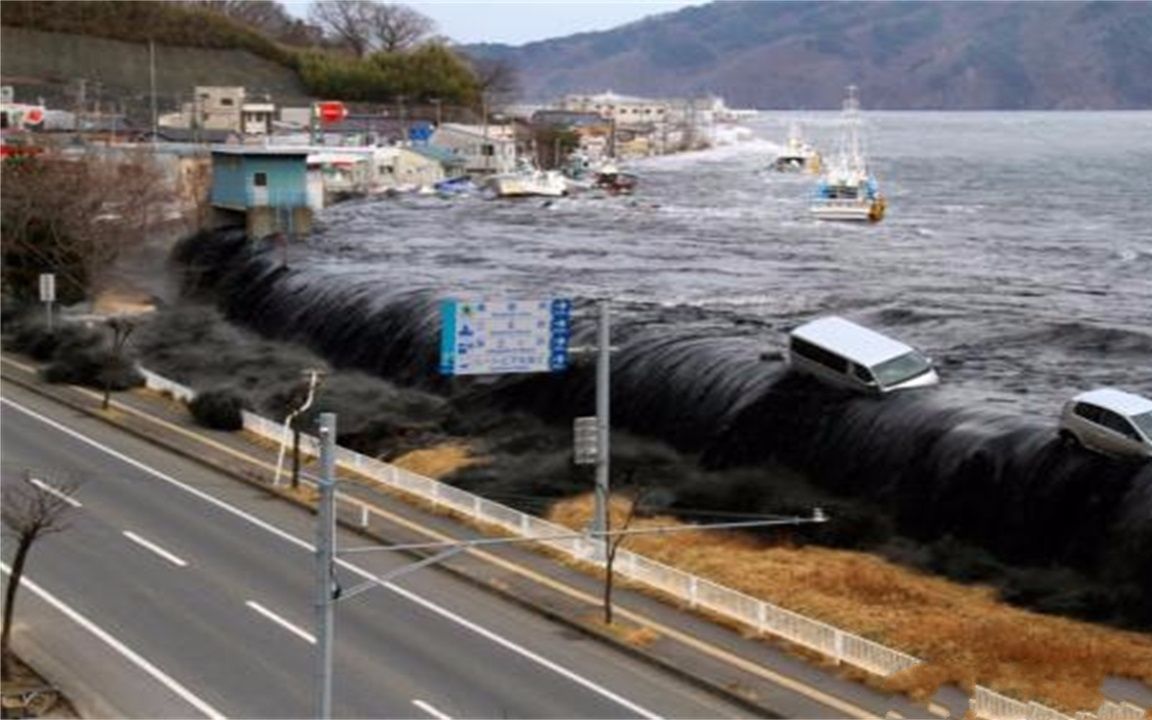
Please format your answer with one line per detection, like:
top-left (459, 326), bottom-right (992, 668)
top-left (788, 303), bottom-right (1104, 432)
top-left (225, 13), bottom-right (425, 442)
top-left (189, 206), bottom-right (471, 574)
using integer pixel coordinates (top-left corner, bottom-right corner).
top-left (2, 361), bottom-right (785, 719)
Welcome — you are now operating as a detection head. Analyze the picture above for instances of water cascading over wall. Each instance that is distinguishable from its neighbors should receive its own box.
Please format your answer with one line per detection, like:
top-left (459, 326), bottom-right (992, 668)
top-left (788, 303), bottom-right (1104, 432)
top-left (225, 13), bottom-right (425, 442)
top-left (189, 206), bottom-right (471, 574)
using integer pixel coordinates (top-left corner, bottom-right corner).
top-left (174, 230), bottom-right (1152, 618)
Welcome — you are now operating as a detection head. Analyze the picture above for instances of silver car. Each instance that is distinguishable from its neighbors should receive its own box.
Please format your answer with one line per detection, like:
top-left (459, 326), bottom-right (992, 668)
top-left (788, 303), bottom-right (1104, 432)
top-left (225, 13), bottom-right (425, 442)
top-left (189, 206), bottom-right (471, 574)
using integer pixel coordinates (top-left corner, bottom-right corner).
top-left (1059, 388), bottom-right (1152, 459)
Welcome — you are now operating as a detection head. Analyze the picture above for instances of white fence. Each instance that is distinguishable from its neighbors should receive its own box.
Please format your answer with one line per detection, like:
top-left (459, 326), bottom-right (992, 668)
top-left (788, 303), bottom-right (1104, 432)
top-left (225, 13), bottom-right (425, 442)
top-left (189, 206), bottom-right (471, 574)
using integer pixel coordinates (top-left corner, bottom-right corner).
top-left (138, 367), bottom-right (197, 403)
top-left (139, 370), bottom-right (1148, 715)
top-left (973, 687), bottom-right (1147, 720)
top-left (234, 396), bottom-right (921, 677)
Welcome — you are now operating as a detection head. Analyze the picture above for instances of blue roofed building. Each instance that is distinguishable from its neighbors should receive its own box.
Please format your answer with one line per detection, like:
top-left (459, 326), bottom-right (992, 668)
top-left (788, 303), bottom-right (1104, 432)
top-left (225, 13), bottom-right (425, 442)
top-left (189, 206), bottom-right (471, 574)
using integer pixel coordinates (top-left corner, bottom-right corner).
top-left (210, 146), bottom-right (316, 238)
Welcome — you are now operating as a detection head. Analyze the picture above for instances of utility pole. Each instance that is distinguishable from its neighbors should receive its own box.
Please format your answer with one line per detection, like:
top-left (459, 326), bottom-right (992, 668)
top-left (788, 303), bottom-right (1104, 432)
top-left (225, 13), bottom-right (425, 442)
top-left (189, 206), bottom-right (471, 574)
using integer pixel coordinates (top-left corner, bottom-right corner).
top-left (592, 300), bottom-right (611, 558)
top-left (149, 39), bottom-right (158, 147)
top-left (481, 92), bottom-right (490, 173)
top-left (315, 412), bottom-right (336, 720)
top-left (75, 78), bottom-right (86, 133)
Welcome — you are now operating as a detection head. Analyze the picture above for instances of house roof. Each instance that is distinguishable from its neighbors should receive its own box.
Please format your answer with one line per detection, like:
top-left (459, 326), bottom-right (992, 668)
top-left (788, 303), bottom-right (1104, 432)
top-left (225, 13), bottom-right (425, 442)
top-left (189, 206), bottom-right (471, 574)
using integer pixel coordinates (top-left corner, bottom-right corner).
top-left (148, 127), bottom-right (239, 143)
top-left (408, 144), bottom-right (467, 167)
top-left (211, 145), bottom-right (309, 156)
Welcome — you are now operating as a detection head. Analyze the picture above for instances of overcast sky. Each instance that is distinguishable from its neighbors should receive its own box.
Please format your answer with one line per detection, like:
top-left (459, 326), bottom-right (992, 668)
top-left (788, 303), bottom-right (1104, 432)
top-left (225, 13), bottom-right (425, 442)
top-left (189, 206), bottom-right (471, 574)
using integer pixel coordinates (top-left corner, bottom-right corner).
top-left (287, 1), bottom-right (707, 45)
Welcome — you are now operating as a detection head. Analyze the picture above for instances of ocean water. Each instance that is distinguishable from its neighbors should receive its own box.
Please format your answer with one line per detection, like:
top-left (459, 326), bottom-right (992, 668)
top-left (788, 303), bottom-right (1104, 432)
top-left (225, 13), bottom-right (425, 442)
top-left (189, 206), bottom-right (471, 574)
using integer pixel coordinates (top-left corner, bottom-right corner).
top-left (178, 113), bottom-right (1152, 595)
top-left (299, 112), bottom-right (1152, 416)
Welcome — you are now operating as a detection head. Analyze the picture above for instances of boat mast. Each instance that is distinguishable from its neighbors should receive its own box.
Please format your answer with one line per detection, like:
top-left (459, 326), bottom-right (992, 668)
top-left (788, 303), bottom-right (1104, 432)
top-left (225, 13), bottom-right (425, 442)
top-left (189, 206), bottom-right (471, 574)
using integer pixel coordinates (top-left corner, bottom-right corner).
top-left (842, 85), bottom-right (865, 174)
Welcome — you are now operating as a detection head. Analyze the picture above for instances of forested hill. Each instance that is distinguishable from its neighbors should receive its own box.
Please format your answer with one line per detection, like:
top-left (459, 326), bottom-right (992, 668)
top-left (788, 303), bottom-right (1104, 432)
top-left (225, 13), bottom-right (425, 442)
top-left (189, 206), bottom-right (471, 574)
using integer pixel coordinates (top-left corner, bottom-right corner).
top-left (466, 1), bottom-right (1152, 109)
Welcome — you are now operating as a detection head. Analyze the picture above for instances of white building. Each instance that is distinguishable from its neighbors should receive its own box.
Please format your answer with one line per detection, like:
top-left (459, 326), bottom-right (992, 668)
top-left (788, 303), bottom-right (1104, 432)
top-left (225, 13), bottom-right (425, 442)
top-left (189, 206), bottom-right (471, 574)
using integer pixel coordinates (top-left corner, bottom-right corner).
top-left (560, 91), bottom-right (669, 126)
top-left (430, 123), bottom-right (517, 174)
top-left (304, 145), bottom-right (445, 199)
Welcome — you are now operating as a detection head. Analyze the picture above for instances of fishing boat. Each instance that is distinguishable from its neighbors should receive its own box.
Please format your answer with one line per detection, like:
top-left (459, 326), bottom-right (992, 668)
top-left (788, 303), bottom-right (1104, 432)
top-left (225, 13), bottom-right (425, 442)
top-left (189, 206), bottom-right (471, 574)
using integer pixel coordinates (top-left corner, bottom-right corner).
top-left (488, 159), bottom-right (568, 198)
top-left (772, 122), bottom-right (822, 173)
top-left (809, 87), bottom-right (886, 223)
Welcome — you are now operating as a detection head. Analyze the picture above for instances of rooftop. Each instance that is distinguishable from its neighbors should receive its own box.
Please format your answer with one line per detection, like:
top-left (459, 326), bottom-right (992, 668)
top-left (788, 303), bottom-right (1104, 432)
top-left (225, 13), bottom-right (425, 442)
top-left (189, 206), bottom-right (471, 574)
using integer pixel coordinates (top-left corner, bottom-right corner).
top-left (1072, 388), bottom-right (1152, 416)
top-left (790, 316), bottom-right (919, 366)
top-left (211, 146), bottom-right (310, 156)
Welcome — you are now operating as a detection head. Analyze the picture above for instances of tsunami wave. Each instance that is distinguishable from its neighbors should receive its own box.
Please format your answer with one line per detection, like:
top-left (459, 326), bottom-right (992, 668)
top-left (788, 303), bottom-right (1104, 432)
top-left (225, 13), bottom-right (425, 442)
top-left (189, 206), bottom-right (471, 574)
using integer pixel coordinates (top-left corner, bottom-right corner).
top-left (174, 228), bottom-right (1152, 621)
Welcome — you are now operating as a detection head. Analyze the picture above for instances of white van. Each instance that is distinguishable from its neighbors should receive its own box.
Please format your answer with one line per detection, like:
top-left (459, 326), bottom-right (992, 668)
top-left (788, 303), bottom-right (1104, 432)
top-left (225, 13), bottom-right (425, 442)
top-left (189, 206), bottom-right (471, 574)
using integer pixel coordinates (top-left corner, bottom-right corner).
top-left (1059, 388), bottom-right (1152, 459)
top-left (787, 316), bottom-right (939, 394)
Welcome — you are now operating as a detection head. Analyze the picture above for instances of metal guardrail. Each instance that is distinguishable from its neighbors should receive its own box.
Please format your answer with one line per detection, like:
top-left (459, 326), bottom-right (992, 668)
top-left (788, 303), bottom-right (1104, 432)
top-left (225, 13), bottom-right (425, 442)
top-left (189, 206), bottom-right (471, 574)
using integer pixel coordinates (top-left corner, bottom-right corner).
top-left (138, 369), bottom-right (1148, 715)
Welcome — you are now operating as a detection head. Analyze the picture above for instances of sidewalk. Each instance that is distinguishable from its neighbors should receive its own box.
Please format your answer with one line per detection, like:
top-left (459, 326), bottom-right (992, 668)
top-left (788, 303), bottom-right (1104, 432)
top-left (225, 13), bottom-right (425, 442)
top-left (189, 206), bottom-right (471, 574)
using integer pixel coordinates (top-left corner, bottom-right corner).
top-left (1, 353), bottom-right (959, 719)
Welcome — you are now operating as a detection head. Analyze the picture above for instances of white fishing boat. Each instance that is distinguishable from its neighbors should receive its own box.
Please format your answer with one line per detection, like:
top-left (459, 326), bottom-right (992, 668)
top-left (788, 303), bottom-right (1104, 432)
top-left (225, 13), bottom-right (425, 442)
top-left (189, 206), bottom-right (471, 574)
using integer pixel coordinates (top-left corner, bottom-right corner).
top-left (772, 122), bottom-right (822, 173)
top-left (809, 86), bottom-right (886, 223)
top-left (488, 159), bottom-right (568, 198)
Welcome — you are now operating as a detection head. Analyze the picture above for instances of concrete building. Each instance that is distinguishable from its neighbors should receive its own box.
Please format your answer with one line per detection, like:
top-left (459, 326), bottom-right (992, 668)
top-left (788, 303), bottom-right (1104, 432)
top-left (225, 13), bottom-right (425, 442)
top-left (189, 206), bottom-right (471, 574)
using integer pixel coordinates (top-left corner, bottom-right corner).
top-left (194, 86), bottom-right (244, 131)
top-left (161, 87), bottom-right (276, 136)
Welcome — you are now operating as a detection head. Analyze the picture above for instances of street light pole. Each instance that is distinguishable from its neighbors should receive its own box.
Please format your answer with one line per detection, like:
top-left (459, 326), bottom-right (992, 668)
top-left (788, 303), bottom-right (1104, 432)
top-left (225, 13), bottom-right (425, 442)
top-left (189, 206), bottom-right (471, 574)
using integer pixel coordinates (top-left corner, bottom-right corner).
top-left (314, 412), bottom-right (336, 720)
top-left (593, 300), bottom-right (611, 558)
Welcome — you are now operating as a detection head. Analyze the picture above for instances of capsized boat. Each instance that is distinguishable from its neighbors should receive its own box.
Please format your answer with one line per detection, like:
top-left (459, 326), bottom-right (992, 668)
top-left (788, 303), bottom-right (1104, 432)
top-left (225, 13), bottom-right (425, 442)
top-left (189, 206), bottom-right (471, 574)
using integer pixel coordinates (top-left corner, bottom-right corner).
top-left (773, 122), bottom-right (822, 173)
top-left (809, 87), bottom-right (885, 223)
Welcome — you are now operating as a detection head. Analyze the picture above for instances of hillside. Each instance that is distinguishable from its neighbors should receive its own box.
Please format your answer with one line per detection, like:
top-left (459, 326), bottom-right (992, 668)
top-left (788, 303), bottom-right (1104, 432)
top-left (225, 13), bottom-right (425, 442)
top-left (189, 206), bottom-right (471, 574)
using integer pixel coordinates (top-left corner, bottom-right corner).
top-left (1, 26), bottom-right (312, 119)
top-left (466, 1), bottom-right (1152, 109)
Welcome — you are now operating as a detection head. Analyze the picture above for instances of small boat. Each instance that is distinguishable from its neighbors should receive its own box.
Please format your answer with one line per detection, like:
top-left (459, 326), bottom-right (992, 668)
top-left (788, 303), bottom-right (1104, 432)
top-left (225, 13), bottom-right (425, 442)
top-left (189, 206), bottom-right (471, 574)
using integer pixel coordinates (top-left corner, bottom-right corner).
top-left (773, 122), bottom-right (822, 173)
top-left (489, 159), bottom-right (568, 198)
top-left (590, 161), bottom-right (638, 195)
top-left (434, 175), bottom-right (478, 196)
top-left (809, 87), bottom-right (886, 223)
top-left (561, 153), bottom-right (638, 196)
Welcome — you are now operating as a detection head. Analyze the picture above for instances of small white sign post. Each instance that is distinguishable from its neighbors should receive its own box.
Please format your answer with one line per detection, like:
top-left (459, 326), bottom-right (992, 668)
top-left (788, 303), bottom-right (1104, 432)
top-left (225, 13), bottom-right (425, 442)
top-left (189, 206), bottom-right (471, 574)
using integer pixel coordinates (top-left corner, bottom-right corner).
top-left (573, 416), bottom-right (599, 465)
top-left (38, 273), bottom-right (56, 331)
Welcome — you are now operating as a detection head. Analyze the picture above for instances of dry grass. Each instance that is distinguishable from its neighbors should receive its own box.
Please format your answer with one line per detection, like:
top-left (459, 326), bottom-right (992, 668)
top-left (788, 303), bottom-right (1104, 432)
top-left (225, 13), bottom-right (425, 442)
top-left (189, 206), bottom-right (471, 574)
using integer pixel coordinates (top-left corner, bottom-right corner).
top-left (577, 612), bottom-right (662, 647)
top-left (548, 494), bottom-right (1152, 713)
top-left (390, 443), bottom-right (484, 479)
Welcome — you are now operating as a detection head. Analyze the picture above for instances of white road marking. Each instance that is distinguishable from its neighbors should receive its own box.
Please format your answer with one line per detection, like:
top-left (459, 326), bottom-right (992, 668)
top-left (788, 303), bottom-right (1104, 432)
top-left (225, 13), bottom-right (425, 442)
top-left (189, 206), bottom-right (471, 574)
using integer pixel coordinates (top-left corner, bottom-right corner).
top-left (28, 477), bottom-right (83, 507)
top-left (245, 601), bottom-right (315, 644)
top-left (413, 699), bottom-right (453, 720)
top-left (123, 531), bottom-right (188, 568)
top-left (0, 562), bottom-right (226, 720)
top-left (3, 399), bottom-right (665, 719)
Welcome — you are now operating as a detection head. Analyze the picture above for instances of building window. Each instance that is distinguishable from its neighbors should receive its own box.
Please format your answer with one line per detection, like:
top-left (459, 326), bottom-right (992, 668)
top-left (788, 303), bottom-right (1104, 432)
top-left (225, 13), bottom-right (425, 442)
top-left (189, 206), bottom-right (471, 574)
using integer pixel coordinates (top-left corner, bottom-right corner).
top-left (221, 98), bottom-right (235, 107)
top-left (253, 172), bottom-right (268, 187)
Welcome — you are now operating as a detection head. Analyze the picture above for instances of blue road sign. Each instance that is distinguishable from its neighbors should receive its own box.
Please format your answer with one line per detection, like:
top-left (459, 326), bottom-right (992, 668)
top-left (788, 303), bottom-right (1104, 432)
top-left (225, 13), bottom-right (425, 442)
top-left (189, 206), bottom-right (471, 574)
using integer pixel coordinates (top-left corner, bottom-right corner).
top-left (440, 297), bottom-right (571, 376)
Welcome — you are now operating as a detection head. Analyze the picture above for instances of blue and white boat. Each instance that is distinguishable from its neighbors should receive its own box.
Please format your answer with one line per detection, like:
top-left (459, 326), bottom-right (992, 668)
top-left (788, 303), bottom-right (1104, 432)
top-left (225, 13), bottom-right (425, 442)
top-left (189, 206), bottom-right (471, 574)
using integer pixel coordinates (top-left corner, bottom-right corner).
top-left (809, 87), bottom-right (886, 223)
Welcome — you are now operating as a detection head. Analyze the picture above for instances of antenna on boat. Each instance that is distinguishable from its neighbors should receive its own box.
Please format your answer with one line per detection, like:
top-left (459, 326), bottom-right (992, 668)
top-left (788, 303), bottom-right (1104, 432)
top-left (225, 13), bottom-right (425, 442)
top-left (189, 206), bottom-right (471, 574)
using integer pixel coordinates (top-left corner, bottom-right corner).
top-left (842, 85), bottom-right (865, 173)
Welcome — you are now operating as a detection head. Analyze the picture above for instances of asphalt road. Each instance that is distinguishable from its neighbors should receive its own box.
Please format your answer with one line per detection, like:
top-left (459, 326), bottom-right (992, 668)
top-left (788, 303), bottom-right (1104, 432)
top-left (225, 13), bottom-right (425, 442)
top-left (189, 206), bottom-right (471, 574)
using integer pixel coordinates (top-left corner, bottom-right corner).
top-left (0, 386), bottom-right (755, 720)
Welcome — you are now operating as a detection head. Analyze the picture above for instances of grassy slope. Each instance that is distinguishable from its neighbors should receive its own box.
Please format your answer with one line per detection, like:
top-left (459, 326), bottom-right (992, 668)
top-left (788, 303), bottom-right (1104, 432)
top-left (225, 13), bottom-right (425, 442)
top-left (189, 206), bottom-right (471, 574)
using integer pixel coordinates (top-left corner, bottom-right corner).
top-left (549, 495), bottom-right (1152, 713)
top-left (0, 26), bottom-right (312, 117)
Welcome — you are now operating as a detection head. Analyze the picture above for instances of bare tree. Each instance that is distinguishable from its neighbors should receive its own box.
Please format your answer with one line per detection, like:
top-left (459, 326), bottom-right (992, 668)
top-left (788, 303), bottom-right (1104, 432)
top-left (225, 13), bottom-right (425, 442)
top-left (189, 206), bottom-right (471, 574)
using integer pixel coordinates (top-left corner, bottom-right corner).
top-left (369, 3), bottom-right (435, 53)
top-left (1, 150), bottom-right (168, 302)
top-left (1, 472), bottom-right (81, 680)
top-left (309, 1), bottom-right (435, 56)
top-left (603, 476), bottom-right (652, 626)
top-left (187, 0), bottom-right (295, 36)
top-left (469, 56), bottom-right (521, 109)
top-left (308, 0), bottom-right (377, 57)
top-left (102, 317), bottom-right (137, 410)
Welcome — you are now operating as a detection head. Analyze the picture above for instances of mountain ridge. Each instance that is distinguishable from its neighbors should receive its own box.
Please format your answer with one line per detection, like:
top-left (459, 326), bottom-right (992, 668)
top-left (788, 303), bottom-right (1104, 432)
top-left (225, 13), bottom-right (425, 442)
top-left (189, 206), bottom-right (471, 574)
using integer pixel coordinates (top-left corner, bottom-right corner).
top-left (465, 1), bottom-right (1152, 110)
